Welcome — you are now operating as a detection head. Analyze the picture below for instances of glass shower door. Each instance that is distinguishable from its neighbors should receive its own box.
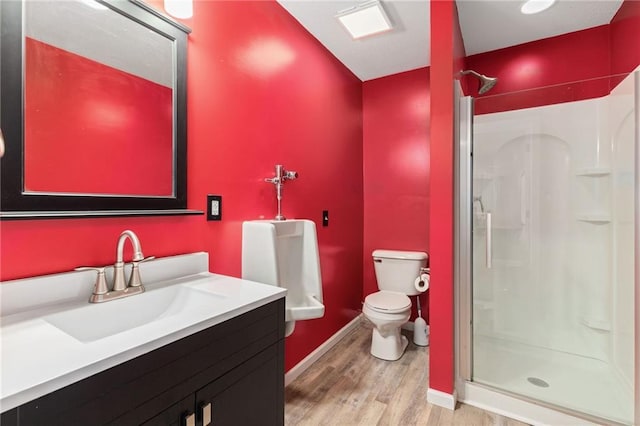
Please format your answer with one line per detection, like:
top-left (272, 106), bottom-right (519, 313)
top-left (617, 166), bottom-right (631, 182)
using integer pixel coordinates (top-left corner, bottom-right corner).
top-left (470, 73), bottom-right (637, 424)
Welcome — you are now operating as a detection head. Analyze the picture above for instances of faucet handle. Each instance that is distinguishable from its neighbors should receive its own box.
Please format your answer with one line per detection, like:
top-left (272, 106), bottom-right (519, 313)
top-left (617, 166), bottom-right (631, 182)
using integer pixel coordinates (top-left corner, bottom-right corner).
top-left (128, 256), bottom-right (155, 288)
top-left (75, 266), bottom-right (109, 300)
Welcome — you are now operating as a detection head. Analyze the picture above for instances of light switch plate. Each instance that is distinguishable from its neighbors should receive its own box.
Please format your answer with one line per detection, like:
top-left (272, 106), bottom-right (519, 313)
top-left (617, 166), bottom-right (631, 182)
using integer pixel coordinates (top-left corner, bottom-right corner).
top-left (207, 195), bottom-right (222, 221)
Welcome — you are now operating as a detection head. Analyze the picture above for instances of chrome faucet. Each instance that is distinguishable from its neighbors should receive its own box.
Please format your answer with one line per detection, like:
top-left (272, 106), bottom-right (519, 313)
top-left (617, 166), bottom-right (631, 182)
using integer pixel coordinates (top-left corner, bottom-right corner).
top-left (76, 230), bottom-right (153, 303)
top-left (113, 230), bottom-right (145, 291)
top-left (264, 164), bottom-right (298, 220)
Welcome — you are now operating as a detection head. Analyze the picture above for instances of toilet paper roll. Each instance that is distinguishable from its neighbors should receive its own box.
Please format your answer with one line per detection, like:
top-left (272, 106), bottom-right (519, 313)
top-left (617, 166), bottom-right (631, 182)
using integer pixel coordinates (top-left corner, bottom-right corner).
top-left (414, 273), bottom-right (430, 292)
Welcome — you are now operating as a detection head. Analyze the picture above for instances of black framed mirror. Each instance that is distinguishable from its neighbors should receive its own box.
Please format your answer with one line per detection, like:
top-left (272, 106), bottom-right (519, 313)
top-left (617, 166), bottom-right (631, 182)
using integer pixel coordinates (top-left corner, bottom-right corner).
top-left (0, 0), bottom-right (200, 219)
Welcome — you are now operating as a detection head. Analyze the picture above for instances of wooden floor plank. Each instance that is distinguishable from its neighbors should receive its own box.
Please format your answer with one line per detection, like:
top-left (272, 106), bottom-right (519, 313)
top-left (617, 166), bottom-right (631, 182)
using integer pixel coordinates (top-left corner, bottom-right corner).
top-left (285, 320), bottom-right (530, 426)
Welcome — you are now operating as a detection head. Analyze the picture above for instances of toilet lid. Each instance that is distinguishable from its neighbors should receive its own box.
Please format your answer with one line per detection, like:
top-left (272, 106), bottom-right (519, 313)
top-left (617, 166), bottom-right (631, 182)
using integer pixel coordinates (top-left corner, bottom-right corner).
top-left (365, 291), bottom-right (411, 314)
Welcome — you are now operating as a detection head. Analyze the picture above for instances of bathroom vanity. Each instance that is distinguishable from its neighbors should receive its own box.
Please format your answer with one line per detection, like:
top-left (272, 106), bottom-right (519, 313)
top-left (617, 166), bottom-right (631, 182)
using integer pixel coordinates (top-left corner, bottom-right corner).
top-left (0, 253), bottom-right (286, 425)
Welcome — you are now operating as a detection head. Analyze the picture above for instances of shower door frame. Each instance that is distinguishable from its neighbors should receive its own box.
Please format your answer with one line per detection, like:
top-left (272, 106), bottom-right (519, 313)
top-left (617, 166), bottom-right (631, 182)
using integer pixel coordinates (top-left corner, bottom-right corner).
top-left (453, 78), bottom-right (640, 425)
top-left (454, 83), bottom-right (473, 386)
top-left (634, 72), bottom-right (640, 426)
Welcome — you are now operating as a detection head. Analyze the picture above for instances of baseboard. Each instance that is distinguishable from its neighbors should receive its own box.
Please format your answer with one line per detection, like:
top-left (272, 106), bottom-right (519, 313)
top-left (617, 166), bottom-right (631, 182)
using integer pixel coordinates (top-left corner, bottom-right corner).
top-left (427, 387), bottom-right (458, 410)
top-left (284, 314), bottom-right (363, 387)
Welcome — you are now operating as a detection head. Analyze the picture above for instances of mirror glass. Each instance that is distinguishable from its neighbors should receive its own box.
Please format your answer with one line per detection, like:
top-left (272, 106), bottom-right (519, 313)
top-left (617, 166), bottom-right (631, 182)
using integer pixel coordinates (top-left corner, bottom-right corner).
top-left (24, 0), bottom-right (174, 197)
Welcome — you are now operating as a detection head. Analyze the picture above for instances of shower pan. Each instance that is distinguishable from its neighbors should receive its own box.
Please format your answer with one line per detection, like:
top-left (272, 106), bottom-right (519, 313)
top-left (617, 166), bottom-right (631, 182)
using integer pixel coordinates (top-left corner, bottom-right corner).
top-left (455, 72), bottom-right (639, 425)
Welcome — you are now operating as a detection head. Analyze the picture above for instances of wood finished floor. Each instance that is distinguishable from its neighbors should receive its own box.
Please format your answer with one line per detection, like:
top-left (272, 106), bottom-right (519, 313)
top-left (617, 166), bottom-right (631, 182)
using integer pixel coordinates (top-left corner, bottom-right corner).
top-left (285, 320), bottom-right (529, 426)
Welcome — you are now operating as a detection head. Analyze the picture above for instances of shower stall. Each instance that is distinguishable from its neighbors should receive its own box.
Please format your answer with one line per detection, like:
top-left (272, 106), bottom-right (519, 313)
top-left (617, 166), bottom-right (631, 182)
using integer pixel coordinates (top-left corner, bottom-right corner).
top-left (455, 71), bottom-right (638, 425)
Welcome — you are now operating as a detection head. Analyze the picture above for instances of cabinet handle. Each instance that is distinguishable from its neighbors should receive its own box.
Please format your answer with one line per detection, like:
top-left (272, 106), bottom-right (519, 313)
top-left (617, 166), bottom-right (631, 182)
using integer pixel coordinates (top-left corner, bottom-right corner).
top-left (201, 402), bottom-right (212, 426)
top-left (183, 412), bottom-right (196, 426)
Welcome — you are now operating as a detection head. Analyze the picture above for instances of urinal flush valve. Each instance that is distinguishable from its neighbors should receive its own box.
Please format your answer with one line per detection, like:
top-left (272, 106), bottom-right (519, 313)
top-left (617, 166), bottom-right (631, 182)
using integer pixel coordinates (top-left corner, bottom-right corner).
top-left (264, 164), bottom-right (298, 220)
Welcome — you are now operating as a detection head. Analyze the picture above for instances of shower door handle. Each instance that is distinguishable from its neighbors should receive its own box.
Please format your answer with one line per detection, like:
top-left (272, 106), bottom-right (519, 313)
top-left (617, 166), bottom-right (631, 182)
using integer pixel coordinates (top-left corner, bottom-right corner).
top-left (486, 212), bottom-right (492, 269)
top-left (520, 173), bottom-right (527, 225)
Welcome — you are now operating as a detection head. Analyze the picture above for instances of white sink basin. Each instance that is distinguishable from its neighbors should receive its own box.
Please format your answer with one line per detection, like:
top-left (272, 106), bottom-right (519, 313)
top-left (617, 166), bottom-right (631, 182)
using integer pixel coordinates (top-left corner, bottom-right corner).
top-left (45, 285), bottom-right (225, 343)
top-left (0, 253), bottom-right (288, 413)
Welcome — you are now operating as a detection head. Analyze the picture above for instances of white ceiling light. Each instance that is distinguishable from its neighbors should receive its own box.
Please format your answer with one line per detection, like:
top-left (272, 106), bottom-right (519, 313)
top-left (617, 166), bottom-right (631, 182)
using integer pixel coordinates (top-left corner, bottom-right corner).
top-left (336, 0), bottom-right (392, 40)
top-left (520, 0), bottom-right (556, 15)
top-left (164, 0), bottom-right (192, 19)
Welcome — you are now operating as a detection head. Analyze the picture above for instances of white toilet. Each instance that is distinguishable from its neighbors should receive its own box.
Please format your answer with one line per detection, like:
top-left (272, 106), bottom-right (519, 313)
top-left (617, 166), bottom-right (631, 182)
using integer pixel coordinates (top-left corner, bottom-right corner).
top-left (363, 249), bottom-right (428, 361)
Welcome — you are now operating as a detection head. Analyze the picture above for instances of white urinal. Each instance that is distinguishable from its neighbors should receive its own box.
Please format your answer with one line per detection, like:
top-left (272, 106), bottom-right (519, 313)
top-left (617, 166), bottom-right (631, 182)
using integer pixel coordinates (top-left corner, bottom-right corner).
top-left (242, 219), bottom-right (325, 336)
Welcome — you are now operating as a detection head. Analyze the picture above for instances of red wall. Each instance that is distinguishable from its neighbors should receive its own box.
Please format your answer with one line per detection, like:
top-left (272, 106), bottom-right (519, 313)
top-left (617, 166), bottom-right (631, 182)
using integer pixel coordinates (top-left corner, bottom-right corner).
top-left (428, 0), bottom-right (466, 395)
top-left (610, 0), bottom-right (640, 76)
top-left (1, 0), bottom-right (364, 372)
top-left (465, 25), bottom-right (611, 97)
top-left (362, 68), bottom-right (431, 320)
top-left (466, 25), bottom-right (612, 114)
top-left (24, 37), bottom-right (173, 196)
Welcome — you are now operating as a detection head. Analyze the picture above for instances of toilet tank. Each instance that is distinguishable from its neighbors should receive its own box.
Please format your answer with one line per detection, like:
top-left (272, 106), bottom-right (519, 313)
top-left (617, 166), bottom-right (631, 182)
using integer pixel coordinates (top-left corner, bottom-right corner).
top-left (372, 250), bottom-right (428, 296)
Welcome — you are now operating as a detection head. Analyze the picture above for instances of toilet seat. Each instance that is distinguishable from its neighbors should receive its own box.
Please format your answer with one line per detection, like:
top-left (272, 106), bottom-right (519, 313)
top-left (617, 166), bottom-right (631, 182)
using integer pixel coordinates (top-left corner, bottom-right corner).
top-left (364, 291), bottom-right (411, 314)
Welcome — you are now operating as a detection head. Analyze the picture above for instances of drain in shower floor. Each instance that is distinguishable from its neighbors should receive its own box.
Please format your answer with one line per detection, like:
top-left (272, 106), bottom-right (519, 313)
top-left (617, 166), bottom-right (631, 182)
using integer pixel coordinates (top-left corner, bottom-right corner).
top-left (527, 377), bottom-right (550, 388)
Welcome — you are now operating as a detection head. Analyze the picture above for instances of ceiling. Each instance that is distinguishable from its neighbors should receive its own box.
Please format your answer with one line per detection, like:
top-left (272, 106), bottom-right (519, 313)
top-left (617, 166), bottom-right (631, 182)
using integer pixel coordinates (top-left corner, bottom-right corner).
top-left (277, 0), bottom-right (623, 82)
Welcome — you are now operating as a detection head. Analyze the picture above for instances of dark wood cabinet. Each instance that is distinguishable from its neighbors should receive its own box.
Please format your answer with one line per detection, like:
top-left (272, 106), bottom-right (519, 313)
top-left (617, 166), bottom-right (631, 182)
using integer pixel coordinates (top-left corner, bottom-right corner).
top-left (1, 298), bottom-right (285, 426)
top-left (194, 342), bottom-right (283, 426)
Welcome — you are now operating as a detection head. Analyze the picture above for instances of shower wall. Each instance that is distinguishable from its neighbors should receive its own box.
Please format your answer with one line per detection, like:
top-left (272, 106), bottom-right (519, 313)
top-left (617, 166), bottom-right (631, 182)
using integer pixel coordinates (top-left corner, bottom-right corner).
top-left (472, 71), bottom-right (637, 388)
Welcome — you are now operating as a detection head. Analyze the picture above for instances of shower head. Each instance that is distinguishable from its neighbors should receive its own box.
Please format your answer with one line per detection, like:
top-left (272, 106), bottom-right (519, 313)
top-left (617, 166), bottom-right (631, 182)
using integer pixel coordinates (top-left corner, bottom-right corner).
top-left (459, 70), bottom-right (498, 94)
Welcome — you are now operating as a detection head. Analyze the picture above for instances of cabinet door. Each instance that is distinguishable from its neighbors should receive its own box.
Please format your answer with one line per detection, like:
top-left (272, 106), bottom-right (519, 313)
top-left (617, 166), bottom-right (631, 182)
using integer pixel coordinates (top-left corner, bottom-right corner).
top-left (0, 408), bottom-right (17, 426)
top-left (195, 344), bottom-right (283, 426)
top-left (140, 396), bottom-right (195, 426)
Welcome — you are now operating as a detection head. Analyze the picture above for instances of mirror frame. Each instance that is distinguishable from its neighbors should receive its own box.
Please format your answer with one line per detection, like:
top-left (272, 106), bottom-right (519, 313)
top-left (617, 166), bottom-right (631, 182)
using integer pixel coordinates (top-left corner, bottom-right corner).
top-left (0, 0), bottom-right (199, 219)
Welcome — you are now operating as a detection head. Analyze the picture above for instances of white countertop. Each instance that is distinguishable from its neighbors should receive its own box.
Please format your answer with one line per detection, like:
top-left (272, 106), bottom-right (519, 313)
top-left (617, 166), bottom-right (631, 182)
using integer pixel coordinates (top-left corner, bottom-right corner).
top-left (0, 253), bottom-right (286, 412)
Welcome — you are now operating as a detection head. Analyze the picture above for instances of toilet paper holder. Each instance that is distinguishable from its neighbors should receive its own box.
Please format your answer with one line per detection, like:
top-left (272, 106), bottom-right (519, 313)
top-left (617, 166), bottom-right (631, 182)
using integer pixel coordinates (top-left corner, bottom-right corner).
top-left (415, 268), bottom-right (430, 292)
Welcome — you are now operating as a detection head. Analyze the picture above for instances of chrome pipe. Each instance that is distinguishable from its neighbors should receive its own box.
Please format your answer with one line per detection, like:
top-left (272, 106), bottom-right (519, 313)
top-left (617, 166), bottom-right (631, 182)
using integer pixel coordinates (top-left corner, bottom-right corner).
top-left (264, 164), bottom-right (298, 221)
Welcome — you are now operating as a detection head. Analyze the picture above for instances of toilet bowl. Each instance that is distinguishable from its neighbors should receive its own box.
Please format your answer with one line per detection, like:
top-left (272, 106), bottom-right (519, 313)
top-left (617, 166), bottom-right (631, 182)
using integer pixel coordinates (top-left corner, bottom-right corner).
top-left (363, 291), bottom-right (411, 360)
top-left (363, 249), bottom-right (428, 361)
